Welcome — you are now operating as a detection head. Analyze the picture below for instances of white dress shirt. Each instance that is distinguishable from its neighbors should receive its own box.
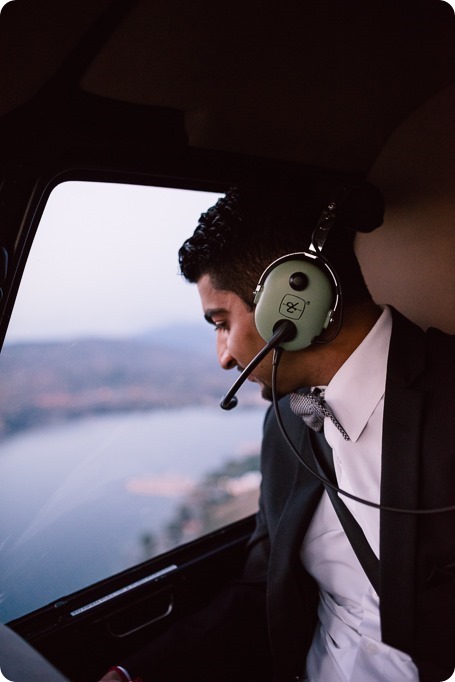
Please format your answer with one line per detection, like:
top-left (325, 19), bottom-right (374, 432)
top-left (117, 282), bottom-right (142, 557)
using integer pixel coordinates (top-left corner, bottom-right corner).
top-left (300, 307), bottom-right (419, 681)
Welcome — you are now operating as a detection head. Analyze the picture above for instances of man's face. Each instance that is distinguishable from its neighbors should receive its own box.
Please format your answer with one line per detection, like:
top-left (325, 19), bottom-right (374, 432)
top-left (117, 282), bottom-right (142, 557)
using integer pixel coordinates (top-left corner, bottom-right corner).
top-left (197, 273), bottom-right (281, 401)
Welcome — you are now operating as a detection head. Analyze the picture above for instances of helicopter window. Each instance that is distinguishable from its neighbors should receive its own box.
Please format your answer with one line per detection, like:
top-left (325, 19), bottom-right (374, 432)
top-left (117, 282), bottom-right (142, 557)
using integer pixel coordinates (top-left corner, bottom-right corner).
top-left (0, 181), bottom-right (265, 623)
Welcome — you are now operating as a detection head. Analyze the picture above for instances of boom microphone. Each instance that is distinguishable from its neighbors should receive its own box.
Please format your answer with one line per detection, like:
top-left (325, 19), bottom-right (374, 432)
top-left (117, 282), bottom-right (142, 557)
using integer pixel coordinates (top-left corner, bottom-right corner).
top-left (220, 320), bottom-right (297, 410)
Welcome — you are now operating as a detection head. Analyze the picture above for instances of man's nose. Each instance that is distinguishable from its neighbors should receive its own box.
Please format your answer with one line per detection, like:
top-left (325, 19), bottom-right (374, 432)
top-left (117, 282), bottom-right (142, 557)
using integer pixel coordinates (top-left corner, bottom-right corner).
top-left (217, 338), bottom-right (237, 370)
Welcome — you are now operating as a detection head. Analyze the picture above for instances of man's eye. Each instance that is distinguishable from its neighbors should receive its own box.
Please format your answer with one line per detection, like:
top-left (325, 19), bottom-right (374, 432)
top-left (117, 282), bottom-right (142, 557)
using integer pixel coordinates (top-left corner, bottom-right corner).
top-left (214, 321), bottom-right (227, 332)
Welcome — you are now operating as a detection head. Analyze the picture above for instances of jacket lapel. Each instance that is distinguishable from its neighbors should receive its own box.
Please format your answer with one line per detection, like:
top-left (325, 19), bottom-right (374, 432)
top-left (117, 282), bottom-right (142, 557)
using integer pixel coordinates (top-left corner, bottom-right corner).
top-left (267, 425), bottom-right (323, 679)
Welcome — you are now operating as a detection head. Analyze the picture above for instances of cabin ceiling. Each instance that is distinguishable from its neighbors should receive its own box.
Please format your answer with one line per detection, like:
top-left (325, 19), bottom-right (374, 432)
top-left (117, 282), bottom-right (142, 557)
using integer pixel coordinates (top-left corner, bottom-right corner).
top-left (0, 0), bottom-right (454, 172)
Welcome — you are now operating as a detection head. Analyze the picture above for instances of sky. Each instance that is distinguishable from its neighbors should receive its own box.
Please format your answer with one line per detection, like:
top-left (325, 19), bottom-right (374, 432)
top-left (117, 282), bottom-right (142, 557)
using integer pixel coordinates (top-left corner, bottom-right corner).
top-left (6, 182), bottom-right (221, 342)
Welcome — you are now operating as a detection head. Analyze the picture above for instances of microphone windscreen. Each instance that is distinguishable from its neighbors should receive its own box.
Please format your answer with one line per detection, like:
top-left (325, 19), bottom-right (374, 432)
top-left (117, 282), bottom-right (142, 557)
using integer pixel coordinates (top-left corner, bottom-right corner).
top-left (220, 395), bottom-right (238, 410)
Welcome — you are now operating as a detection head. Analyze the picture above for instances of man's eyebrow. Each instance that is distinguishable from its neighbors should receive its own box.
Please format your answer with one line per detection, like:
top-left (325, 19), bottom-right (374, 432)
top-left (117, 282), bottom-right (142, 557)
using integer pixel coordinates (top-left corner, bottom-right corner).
top-left (204, 308), bottom-right (227, 324)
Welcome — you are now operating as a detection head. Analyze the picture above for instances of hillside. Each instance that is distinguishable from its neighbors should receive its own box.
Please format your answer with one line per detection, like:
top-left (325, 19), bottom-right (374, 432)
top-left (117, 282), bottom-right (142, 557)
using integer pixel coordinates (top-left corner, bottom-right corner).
top-left (0, 324), bottom-right (263, 439)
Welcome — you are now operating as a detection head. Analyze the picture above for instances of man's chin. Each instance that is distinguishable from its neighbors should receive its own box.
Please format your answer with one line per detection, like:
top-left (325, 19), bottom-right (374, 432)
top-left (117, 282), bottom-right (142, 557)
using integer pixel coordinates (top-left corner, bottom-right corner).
top-left (260, 384), bottom-right (274, 402)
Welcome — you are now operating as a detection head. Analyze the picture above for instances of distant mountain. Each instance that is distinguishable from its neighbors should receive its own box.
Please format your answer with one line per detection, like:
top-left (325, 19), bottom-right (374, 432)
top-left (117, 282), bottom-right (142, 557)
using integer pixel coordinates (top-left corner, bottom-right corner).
top-left (0, 325), bottom-right (263, 439)
top-left (141, 322), bottom-right (213, 351)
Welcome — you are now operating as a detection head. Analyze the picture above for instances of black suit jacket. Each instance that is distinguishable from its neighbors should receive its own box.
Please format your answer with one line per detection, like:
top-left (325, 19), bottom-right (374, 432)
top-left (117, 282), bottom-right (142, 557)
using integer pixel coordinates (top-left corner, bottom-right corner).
top-left (122, 310), bottom-right (455, 682)
top-left (252, 308), bottom-right (455, 681)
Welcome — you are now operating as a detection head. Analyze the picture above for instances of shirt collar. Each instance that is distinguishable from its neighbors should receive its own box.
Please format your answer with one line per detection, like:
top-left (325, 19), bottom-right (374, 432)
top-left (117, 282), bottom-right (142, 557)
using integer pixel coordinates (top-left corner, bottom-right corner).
top-left (323, 306), bottom-right (392, 442)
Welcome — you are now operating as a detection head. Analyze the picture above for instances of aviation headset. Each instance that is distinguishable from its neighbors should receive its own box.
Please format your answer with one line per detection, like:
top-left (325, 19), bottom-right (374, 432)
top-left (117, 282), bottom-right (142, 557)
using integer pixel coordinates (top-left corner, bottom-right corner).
top-left (253, 200), bottom-right (341, 350)
top-left (252, 180), bottom-right (387, 349)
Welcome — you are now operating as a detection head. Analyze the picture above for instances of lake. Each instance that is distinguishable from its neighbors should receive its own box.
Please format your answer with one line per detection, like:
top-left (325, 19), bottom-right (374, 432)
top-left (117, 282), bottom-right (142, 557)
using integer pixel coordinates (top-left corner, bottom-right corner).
top-left (0, 405), bottom-right (266, 623)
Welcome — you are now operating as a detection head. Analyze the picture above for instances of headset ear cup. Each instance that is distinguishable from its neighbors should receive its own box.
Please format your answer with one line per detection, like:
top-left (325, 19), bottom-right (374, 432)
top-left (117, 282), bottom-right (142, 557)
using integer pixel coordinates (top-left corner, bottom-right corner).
top-left (254, 255), bottom-right (336, 351)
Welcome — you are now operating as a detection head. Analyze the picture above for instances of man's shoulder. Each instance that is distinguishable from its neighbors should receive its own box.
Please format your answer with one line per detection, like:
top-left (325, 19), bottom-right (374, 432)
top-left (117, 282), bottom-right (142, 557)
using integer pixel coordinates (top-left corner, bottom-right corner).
top-left (390, 306), bottom-right (454, 343)
top-left (425, 324), bottom-right (455, 351)
top-left (388, 307), bottom-right (455, 388)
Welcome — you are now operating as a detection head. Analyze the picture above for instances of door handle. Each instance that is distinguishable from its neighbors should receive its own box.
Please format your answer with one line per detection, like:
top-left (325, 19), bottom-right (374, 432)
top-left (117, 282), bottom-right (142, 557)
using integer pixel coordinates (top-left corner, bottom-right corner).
top-left (106, 587), bottom-right (174, 638)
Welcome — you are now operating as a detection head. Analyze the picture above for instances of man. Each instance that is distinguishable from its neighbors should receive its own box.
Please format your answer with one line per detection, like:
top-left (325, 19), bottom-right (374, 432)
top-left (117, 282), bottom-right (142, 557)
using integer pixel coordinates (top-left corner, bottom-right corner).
top-left (100, 187), bottom-right (454, 682)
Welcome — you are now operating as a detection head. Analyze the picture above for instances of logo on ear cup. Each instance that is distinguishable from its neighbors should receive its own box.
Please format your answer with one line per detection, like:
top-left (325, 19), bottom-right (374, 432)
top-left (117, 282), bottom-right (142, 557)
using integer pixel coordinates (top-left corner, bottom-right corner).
top-left (280, 295), bottom-right (306, 319)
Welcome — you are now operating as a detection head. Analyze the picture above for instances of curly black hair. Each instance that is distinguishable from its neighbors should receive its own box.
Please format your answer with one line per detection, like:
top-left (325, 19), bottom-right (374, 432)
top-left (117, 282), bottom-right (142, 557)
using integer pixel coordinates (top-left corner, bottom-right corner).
top-left (178, 187), bottom-right (372, 307)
